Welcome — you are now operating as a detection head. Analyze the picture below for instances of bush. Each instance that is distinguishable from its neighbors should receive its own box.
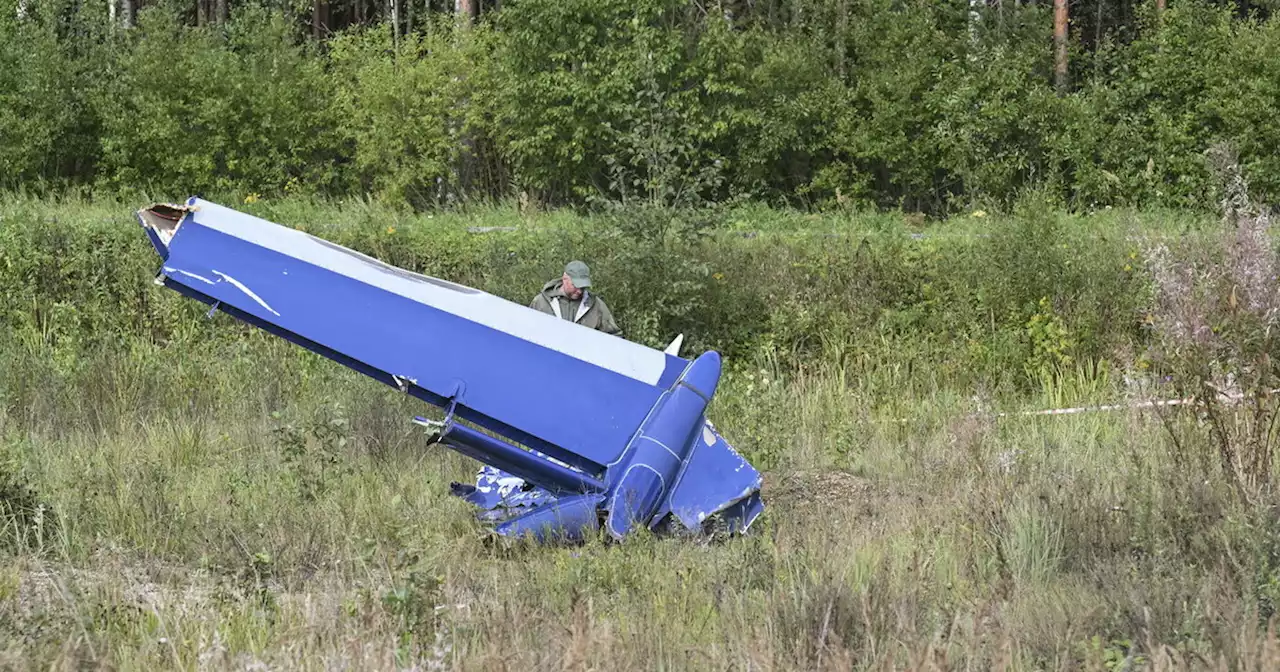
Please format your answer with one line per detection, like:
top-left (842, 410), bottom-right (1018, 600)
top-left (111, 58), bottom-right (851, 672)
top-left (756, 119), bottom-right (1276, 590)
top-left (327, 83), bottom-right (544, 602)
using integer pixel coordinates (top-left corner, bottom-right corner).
top-left (95, 5), bottom-right (343, 197)
top-left (0, 2), bottom-right (105, 189)
top-left (0, 433), bottom-right (54, 552)
top-left (1144, 144), bottom-right (1280, 505)
top-left (328, 20), bottom-right (492, 207)
top-left (2, 0), bottom-right (1280, 214)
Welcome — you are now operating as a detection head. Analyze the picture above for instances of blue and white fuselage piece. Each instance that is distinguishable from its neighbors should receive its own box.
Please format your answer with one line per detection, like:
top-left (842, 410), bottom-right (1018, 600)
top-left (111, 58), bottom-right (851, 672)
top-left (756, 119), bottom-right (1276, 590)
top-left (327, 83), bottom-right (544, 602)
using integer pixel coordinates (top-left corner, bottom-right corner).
top-left (137, 198), bottom-right (764, 541)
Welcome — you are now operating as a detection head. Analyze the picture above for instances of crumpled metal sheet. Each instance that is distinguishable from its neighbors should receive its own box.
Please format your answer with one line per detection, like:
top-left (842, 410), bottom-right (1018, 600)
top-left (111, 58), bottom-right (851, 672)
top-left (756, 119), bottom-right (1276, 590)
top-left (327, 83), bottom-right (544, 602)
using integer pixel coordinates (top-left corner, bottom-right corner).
top-left (451, 466), bottom-right (557, 520)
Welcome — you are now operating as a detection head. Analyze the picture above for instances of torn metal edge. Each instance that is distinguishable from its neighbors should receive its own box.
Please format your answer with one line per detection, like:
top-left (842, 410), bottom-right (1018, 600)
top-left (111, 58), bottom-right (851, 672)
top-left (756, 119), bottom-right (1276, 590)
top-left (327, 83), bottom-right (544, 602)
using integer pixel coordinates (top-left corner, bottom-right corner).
top-left (137, 202), bottom-right (198, 255)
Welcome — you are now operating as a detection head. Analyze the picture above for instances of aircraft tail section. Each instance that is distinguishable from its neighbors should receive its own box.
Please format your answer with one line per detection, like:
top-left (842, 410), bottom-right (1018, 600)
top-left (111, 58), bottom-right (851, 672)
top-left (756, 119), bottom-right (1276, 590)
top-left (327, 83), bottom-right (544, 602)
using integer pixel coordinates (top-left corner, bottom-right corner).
top-left (137, 198), bottom-right (765, 543)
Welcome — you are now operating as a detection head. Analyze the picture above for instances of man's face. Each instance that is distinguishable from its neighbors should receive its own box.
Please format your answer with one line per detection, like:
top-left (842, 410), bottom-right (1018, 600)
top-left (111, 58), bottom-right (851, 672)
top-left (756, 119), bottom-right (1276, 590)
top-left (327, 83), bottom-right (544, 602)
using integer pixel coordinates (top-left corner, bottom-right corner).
top-left (562, 272), bottom-right (582, 299)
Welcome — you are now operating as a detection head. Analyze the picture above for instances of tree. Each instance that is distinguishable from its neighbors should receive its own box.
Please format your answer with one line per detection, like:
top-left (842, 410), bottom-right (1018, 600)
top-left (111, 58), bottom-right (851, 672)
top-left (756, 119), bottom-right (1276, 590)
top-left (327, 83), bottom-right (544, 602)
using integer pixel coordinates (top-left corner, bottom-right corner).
top-left (1054, 0), bottom-right (1068, 91)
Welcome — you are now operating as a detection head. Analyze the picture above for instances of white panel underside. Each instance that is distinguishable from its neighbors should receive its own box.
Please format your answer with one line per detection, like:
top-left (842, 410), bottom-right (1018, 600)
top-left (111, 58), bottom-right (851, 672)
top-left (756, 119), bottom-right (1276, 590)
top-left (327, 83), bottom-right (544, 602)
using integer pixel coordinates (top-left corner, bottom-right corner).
top-left (183, 199), bottom-right (672, 386)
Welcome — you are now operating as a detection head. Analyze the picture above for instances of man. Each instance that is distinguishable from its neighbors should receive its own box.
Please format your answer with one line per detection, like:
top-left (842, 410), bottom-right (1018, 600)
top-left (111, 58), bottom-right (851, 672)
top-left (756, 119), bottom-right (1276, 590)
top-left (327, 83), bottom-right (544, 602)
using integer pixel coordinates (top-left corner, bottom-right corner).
top-left (452, 260), bottom-right (622, 518)
top-left (529, 260), bottom-right (620, 336)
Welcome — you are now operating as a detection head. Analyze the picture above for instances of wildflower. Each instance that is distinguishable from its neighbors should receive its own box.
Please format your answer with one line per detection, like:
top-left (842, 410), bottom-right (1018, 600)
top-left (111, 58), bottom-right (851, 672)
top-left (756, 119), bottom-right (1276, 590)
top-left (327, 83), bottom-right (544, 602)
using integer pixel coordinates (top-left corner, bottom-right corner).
top-left (244, 193), bottom-right (260, 204)
top-left (1145, 243), bottom-right (1213, 347)
top-left (971, 210), bottom-right (987, 218)
top-left (387, 226), bottom-right (396, 235)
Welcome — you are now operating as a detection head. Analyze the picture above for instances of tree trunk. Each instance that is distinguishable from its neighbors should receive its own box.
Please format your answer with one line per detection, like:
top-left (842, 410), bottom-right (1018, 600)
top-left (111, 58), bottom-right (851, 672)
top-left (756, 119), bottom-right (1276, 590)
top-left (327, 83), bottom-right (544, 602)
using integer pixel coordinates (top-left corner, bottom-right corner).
top-left (836, 0), bottom-right (848, 78)
top-left (457, 0), bottom-right (476, 22)
top-left (1095, 0), bottom-right (1103, 52)
top-left (216, 0), bottom-right (227, 24)
top-left (1054, 0), bottom-right (1068, 92)
top-left (389, 0), bottom-right (399, 45)
top-left (969, 0), bottom-right (981, 43)
top-left (455, 0), bottom-right (478, 200)
top-left (313, 0), bottom-right (328, 39)
top-left (122, 0), bottom-right (135, 27)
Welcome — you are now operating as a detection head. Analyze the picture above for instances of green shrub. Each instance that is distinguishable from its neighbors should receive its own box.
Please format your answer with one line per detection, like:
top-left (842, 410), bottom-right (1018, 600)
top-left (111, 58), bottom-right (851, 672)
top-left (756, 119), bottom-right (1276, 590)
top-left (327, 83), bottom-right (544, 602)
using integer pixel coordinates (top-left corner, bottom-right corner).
top-left (0, 2), bottom-right (106, 189)
top-left (3, 0), bottom-right (1280, 213)
top-left (95, 5), bottom-right (343, 197)
top-left (328, 20), bottom-right (493, 207)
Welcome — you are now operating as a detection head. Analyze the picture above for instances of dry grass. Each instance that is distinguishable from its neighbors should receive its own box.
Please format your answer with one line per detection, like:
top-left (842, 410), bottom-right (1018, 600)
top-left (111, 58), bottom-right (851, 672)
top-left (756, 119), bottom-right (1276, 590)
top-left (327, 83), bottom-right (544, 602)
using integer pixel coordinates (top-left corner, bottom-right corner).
top-left (4, 338), bottom-right (1280, 671)
top-left (5, 181), bottom-right (1280, 669)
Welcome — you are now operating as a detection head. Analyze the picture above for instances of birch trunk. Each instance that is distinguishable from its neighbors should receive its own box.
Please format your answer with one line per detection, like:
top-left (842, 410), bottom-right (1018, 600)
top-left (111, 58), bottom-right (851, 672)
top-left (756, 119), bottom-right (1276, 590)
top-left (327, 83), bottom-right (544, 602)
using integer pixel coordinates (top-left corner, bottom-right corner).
top-left (389, 0), bottom-right (399, 45)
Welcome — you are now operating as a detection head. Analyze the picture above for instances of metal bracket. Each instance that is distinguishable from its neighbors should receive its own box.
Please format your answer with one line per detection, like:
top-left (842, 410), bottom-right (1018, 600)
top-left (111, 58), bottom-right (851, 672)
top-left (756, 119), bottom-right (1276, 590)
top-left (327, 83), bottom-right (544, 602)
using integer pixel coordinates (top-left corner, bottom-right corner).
top-left (412, 397), bottom-right (459, 445)
top-left (392, 374), bottom-right (416, 394)
top-left (206, 301), bottom-right (221, 319)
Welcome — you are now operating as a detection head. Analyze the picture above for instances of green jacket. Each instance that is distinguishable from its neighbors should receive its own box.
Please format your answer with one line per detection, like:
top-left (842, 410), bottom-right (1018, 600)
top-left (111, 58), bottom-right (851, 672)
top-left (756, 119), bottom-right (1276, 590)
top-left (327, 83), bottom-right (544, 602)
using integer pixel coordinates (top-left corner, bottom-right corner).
top-left (529, 279), bottom-right (621, 335)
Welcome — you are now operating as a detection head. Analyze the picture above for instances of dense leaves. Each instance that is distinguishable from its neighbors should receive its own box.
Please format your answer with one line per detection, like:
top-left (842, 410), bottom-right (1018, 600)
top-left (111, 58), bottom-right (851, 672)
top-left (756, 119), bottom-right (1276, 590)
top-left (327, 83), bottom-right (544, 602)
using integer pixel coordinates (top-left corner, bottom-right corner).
top-left (2, 0), bottom-right (1280, 214)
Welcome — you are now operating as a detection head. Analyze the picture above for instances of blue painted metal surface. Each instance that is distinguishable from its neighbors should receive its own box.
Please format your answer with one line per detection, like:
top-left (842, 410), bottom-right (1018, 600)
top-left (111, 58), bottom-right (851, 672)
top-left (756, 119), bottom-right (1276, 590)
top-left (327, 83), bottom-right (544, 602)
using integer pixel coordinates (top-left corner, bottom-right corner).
top-left (136, 198), bottom-right (765, 541)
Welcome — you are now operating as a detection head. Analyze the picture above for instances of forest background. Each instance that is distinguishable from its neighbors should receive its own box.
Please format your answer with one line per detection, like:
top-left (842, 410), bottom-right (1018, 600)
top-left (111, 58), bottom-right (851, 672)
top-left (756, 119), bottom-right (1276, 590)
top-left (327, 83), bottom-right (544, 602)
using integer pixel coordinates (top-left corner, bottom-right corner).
top-left (4, 0), bottom-right (1280, 216)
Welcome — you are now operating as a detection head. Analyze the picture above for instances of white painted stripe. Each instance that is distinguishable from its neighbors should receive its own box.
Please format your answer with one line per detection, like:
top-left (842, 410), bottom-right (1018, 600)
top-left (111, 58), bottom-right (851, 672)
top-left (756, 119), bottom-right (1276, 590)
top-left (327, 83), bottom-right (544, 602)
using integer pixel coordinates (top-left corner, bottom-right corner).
top-left (616, 463), bottom-right (666, 493)
top-left (211, 270), bottom-right (280, 316)
top-left (637, 435), bottom-right (682, 462)
top-left (163, 266), bottom-right (214, 285)
top-left (181, 199), bottom-right (672, 385)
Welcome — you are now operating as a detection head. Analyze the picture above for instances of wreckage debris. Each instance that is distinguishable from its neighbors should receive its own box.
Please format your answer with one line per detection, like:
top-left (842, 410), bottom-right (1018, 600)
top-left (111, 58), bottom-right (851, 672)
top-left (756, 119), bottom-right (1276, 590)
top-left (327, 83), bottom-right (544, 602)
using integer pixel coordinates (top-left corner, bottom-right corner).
top-left (137, 198), bottom-right (765, 542)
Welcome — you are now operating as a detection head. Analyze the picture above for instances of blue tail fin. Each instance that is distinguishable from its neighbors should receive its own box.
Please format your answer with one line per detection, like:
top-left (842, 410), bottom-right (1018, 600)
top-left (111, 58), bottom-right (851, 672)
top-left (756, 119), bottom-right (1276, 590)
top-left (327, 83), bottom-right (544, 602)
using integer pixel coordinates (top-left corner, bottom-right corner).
top-left (663, 420), bottom-right (765, 533)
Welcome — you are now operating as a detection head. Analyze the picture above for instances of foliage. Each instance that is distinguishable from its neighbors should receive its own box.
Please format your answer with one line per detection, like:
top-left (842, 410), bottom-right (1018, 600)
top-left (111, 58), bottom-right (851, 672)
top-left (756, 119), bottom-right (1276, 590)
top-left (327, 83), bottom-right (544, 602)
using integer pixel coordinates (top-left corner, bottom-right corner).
top-left (1144, 143), bottom-right (1280, 505)
top-left (328, 20), bottom-right (492, 207)
top-left (270, 403), bottom-right (353, 503)
top-left (2, 1), bottom-right (1280, 214)
top-left (94, 5), bottom-right (343, 196)
top-left (0, 196), bottom-right (1167, 391)
top-left (0, 434), bottom-right (53, 553)
top-left (0, 0), bottom-right (107, 189)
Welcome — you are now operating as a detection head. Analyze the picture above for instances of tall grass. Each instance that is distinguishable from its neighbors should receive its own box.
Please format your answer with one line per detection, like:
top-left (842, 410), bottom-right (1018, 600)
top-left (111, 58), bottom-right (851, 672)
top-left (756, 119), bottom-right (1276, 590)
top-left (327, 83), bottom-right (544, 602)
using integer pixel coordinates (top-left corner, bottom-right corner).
top-left (4, 192), bottom-right (1280, 669)
top-left (2, 330), bottom-right (1280, 669)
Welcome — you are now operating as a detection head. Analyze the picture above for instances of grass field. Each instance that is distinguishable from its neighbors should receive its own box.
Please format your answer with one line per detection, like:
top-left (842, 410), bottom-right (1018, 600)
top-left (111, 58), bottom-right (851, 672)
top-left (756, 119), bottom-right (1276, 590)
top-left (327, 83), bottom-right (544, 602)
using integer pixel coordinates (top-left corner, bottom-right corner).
top-left (3, 194), bottom-right (1280, 670)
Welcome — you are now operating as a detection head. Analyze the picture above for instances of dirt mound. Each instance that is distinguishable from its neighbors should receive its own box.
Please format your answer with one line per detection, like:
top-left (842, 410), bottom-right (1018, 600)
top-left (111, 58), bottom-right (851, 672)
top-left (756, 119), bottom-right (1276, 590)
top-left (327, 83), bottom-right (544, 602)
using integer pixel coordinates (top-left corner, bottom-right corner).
top-left (763, 469), bottom-right (916, 538)
top-left (765, 469), bottom-right (872, 507)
